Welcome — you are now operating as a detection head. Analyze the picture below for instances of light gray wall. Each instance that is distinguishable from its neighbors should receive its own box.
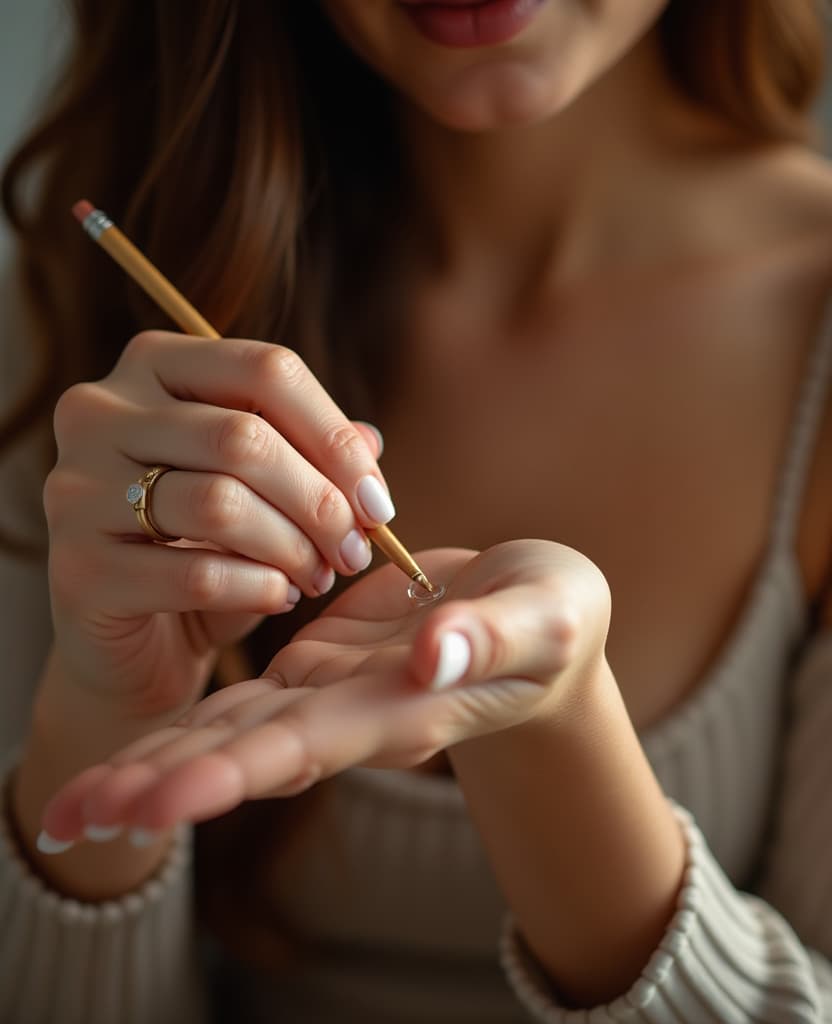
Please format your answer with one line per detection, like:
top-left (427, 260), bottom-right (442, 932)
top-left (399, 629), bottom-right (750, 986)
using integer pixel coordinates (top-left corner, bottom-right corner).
top-left (0, 0), bottom-right (831, 265)
top-left (0, 0), bottom-right (66, 144)
top-left (0, 0), bottom-right (68, 264)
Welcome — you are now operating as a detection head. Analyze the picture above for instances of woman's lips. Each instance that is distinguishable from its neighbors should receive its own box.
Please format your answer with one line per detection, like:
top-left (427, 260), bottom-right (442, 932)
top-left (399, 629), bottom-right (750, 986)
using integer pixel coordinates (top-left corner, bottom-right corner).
top-left (400, 0), bottom-right (495, 5)
top-left (399, 0), bottom-right (546, 48)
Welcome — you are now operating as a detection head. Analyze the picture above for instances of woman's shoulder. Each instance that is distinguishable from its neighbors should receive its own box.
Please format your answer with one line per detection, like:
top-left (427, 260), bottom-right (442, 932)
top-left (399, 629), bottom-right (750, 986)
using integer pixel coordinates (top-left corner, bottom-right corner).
top-left (772, 149), bottom-right (832, 616)
top-left (659, 140), bottom-right (832, 316)
top-left (729, 144), bottom-right (832, 254)
top-left (725, 146), bottom-right (832, 614)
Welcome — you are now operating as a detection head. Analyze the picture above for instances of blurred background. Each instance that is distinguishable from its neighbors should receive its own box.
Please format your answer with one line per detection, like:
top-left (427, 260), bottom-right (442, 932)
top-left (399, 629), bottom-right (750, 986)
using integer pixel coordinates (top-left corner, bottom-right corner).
top-left (0, 0), bottom-right (68, 263)
top-left (1, 0), bottom-right (831, 266)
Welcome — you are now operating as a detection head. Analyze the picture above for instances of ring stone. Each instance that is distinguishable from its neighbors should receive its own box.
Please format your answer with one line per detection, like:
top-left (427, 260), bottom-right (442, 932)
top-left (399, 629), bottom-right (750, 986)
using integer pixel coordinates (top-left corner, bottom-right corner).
top-left (126, 483), bottom-right (144, 505)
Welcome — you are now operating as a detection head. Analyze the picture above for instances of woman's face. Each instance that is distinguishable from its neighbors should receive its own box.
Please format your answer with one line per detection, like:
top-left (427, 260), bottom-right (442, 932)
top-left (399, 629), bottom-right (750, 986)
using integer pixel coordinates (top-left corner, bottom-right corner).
top-left (321, 0), bottom-right (670, 132)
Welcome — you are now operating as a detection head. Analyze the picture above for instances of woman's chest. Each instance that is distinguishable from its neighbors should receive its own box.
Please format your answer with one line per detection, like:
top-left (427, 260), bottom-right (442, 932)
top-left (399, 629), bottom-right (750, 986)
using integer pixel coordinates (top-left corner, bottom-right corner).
top-left (376, 276), bottom-right (831, 730)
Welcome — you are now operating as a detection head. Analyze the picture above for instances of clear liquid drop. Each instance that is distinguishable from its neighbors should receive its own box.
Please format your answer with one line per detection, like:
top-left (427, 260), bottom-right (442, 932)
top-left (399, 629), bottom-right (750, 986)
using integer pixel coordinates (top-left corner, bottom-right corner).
top-left (407, 580), bottom-right (446, 607)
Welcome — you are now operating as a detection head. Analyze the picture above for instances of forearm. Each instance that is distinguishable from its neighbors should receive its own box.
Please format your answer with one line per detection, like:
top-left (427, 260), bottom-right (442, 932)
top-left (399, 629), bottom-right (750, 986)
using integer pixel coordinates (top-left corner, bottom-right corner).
top-left (10, 649), bottom-right (178, 901)
top-left (449, 656), bottom-right (685, 1007)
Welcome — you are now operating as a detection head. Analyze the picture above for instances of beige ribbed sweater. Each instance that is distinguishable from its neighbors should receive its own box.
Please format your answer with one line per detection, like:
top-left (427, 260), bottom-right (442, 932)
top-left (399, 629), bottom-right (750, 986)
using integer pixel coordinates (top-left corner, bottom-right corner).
top-left (1, 269), bottom-right (832, 1021)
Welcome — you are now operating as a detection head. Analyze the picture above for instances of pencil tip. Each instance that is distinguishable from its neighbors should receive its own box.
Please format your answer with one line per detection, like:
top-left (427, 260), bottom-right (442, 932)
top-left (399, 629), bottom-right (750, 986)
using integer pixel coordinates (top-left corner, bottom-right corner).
top-left (413, 572), bottom-right (435, 593)
top-left (72, 199), bottom-right (94, 223)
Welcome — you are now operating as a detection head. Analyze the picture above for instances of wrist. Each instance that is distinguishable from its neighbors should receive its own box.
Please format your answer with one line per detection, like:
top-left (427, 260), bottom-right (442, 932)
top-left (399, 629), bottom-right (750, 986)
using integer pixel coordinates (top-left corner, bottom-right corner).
top-left (451, 647), bottom-right (613, 766)
top-left (10, 736), bottom-right (178, 901)
top-left (8, 650), bottom-right (182, 900)
top-left (448, 655), bottom-right (685, 1005)
top-left (33, 647), bottom-right (186, 757)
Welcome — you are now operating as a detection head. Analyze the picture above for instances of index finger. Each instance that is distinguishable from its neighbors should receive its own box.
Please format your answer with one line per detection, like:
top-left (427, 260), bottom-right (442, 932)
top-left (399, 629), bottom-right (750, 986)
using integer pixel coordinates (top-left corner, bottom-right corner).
top-left (114, 331), bottom-right (395, 528)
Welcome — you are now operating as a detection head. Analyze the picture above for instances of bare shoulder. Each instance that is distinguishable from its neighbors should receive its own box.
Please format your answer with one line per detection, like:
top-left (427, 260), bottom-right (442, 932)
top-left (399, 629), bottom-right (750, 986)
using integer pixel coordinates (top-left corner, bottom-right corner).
top-left (665, 140), bottom-right (832, 303)
top-left (661, 137), bottom-right (832, 602)
top-left (707, 144), bottom-right (832, 318)
top-left (743, 146), bottom-right (832, 609)
top-left (773, 148), bottom-right (832, 612)
top-left (735, 144), bottom-right (832, 251)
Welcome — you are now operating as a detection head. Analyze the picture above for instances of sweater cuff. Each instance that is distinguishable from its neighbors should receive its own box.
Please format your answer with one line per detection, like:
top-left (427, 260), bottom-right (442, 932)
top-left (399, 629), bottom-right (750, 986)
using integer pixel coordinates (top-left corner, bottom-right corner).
top-left (0, 751), bottom-right (205, 1024)
top-left (499, 801), bottom-right (821, 1022)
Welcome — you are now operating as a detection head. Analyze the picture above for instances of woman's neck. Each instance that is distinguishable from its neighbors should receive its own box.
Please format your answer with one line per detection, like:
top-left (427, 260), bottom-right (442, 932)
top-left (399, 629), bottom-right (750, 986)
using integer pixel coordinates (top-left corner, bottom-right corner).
top-left (397, 27), bottom-right (725, 298)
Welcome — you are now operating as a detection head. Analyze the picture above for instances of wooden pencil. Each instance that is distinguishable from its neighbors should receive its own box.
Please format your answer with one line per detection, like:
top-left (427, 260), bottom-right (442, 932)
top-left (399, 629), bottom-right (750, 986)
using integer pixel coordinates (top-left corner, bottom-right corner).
top-left (72, 199), bottom-right (436, 594)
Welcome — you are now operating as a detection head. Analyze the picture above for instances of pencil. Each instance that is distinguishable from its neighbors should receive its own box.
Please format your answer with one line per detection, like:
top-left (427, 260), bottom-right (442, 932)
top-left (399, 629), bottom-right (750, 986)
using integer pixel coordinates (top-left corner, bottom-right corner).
top-left (72, 199), bottom-right (436, 595)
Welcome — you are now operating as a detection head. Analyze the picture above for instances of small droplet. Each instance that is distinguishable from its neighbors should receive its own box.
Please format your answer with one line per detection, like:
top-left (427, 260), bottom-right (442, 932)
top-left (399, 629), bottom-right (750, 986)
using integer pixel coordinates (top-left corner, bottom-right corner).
top-left (407, 579), bottom-right (446, 607)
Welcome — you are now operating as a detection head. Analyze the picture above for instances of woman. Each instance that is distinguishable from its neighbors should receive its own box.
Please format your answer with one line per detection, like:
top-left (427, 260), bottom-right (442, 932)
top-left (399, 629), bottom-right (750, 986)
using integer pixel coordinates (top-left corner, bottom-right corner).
top-left (1, 1), bottom-right (831, 1020)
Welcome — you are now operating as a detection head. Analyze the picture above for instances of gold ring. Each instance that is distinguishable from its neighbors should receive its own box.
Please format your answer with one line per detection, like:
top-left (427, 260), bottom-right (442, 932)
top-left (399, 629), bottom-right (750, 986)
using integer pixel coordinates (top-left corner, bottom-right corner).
top-left (126, 466), bottom-right (180, 543)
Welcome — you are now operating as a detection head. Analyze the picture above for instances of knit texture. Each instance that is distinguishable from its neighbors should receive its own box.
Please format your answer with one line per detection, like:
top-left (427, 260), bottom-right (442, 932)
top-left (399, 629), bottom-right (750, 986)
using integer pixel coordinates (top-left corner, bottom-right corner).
top-left (0, 279), bottom-right (831, 1021)
top-left (0, 752), bottom-right (203, 1024)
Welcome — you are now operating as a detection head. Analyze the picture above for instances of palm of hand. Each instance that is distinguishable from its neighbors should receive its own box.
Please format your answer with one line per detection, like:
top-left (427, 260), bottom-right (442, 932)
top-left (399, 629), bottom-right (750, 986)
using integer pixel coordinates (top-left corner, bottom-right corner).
top-left (44, 541), bottom-right (609, 839)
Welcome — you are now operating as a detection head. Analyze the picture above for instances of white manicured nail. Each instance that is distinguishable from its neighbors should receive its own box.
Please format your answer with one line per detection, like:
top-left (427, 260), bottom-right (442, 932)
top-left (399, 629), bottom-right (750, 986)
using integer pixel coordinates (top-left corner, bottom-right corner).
top-left (313, 566), bottom-right (336, 596)
top-left (430, 631), bottom-right (472, 690)
top-left (84, 824), bottom-right (123, 842)
top-left (128, 828), bottom-right (160, 848)
top-left (36, 830), bottom-right (74, 855)
top-left (357, 475), bottom-right (396, 524)
top-left (340, 529), bottom-right (372, 572)
top-left (356, 421), bottom-right (384, 457)
top-left (287, 583), bottom-right (302, 604)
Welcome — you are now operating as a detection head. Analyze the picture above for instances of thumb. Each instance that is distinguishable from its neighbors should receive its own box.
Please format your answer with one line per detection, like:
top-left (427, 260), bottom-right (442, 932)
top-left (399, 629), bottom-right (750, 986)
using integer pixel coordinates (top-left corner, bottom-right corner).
top-left (409, 588), bottom-right (579, 692)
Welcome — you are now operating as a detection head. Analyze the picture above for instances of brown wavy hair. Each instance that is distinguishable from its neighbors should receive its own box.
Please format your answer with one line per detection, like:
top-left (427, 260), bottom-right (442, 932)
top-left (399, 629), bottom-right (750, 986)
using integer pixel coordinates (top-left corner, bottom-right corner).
top-left (1, 0), bottom-right (827, 504)
top-left (0, 3), bottom-right (407, 549)
top-left (0, 0), bottom-right (827, 969)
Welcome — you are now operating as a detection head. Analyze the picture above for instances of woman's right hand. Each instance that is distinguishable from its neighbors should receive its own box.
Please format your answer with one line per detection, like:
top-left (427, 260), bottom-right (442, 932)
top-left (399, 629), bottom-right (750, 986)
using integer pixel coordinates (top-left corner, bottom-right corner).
top-left (42, 329), bottom-right (391, 726)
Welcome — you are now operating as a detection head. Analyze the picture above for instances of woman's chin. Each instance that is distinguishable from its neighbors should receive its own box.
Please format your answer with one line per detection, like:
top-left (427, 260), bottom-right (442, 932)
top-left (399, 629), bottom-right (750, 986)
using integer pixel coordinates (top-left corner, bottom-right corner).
top-left (412, 65), bottom-right (576, 133)
top-left (430, 101), bottom-right (562, 133)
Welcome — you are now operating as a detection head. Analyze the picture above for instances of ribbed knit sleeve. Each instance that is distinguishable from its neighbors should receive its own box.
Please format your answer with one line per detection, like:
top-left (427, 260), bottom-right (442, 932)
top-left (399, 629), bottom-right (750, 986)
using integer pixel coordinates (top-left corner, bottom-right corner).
top-left (0, 759), bottom-right (207, 1024)
top-left (499, 630), bottom-right (832, 1022)
top-left (756, 632), bottom-right (832, 957)
top-left (0, 271), bottom-right (208, 1023)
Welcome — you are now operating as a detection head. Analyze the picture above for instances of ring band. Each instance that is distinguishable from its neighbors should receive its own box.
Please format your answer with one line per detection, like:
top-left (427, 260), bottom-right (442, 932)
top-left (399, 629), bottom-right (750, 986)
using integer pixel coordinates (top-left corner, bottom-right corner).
top-left (126, 466), bottom-right (180, 543)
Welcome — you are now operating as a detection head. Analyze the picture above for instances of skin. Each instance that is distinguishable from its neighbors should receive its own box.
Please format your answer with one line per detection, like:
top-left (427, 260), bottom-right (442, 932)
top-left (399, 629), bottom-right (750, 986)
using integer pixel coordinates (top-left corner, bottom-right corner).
top-left (11, 0), bottom-right (832, 1007)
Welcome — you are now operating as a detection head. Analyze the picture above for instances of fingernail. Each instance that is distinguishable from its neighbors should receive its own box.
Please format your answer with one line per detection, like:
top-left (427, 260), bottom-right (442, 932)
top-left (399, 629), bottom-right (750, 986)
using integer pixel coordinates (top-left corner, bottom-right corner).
top-left (129, 827), bottom-right (161, 848)
top-left (340, 529), bottom-right (372, 572)
top-left (313, 565), bottom-right (336, 596)
top-left (287, 583), bottom-right (302, 604)
top-left (84, 824), bottom-right (123, 843)
top-left (430, 631), bottom-right (472, 690)
top-left (36, 830), bottom-right (75, 855)
top-left (357, 475), bottom-right (395, 525)
top-left (355, 421), bottom-right (384, 458)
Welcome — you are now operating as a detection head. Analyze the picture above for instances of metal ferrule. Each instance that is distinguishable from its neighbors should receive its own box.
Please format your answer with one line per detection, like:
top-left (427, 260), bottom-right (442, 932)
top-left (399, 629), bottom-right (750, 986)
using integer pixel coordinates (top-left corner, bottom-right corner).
top-left (82, 209), bottom-right (113, 240)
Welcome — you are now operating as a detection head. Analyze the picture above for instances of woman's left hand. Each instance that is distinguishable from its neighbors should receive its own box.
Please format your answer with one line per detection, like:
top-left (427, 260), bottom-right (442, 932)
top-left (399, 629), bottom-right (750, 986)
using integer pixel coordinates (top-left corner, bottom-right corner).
top-left (42, 539), bottom-right (611, 840)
